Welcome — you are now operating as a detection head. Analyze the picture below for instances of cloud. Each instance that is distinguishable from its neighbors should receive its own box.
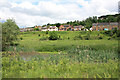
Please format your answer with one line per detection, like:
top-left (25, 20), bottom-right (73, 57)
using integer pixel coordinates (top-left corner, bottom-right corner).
top-left (0, 0), bottom-right (119, 28)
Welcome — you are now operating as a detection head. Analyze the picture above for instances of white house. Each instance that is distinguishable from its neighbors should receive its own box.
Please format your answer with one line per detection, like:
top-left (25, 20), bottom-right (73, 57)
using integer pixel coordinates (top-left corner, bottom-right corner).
top-left (41, 26), bottom-right (48, 31)
top-left (48, 26), bottom-right (58, 31)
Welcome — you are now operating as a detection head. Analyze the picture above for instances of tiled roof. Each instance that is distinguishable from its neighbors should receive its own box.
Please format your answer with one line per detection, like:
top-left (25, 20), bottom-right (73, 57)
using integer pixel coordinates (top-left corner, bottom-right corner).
top-left (110, 22), bottom-right (118, 25)
top-left (74, 25), bottom-right (83, 28)
top-left (63, 25), bottom-right (69, 27)
top-left (42, 26), bottom-right (47, 29)
top-left (92, 22), bottom-right (118, 26)
top-left (98, 23), bottom-right (109, 25)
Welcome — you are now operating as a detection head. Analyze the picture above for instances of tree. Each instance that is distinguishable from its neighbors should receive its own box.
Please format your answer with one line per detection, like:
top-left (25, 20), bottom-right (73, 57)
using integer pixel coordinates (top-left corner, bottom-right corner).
top-left (55, 23), bottom-right (61, 28)
top-left (47, 23), bottom-right (50, 26)
top-left (92, 16), bottom-right (98, 23)
top-left (34, 28), bottom-right (39, 31)
top-left (107, 16), bottom-right (116, 22)
top-left (2, 19), bottom-right (19, 51)
top-left (85, 17), bottom-right (93, 29)
top-left (49, 31), bottom-right (58, 40)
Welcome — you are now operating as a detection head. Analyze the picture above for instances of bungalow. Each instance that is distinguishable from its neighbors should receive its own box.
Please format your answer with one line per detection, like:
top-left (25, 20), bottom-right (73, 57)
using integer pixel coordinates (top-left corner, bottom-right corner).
top-left (41, 26), bottom-right (48, 31)
top-left (20, 28), bottom-right (27, 32)
top-left (92, 22), bottom-right (118, 31)
top-left (59, 25), bottom-right (73, 31)
top-left (20, 27), bottom-right (34, 32)
top-left (48, 26), bottom-right (58, 31)
top-left (74, 25), bottom-right (84, 31)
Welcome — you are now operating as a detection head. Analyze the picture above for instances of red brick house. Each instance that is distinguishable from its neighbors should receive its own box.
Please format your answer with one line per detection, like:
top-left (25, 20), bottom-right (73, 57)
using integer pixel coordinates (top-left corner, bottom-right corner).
top-left (59, 25), bottom-right (74, 31)
top-left (92, 22), bottom-right (118, 31)
top-left (20, 27), bottom-right (34, 32)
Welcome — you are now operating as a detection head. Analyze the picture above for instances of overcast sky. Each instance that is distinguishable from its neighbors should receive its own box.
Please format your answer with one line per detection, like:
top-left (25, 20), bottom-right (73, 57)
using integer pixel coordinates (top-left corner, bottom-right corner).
top-left (0, 0), bottom-right (119, 28)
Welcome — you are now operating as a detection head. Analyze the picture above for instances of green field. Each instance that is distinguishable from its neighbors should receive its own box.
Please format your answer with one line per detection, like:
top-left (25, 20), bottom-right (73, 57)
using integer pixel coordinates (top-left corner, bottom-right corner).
top-left (2, 31), bottom-right (119, 78)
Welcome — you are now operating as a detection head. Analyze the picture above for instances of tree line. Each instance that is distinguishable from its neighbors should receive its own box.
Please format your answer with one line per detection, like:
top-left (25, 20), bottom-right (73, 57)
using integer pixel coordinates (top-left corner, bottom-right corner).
top-left (42, 14), bottom-right (120, 29)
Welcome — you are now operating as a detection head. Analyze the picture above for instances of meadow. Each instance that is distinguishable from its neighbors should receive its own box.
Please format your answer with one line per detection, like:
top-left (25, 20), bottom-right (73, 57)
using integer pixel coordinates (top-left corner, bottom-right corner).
top-left (2, 31), bottom-right (119, 78)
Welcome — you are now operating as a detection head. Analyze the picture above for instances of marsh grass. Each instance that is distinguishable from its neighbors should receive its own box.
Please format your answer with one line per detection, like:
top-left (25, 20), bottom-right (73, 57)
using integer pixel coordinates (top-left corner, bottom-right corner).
top-left (2, 31), bottom-right (119, 78)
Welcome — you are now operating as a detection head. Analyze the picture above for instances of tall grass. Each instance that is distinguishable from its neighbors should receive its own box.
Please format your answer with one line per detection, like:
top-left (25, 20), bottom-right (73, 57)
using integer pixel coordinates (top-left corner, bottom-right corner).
top-left (2, 31), bottom-right (119, 78)
top-left (2, 53), bottom-right (118, 78)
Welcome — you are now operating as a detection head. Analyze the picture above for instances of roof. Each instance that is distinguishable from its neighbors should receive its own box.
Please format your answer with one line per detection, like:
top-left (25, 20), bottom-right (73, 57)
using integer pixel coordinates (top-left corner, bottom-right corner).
top-left (110, 22), bottom-right (118, 25)
top-left (93, 22), bottom-right (118, 26)
top-left (49, 26), bottom-right (56, 28)
top-left (63, 25), bottom-right (70, 27)
top-left (42, 26), bottom-right (47, 29)
top-left (98, 23), bottom-right (109, 25)
top-left (92, 23), bottom-right (98, 26)
top-left (49, 26), bottom-right (58, 29)
top-left (93, 23), bottom-right (109, 26)
top-left (74, 25), bottom-right (83, 28)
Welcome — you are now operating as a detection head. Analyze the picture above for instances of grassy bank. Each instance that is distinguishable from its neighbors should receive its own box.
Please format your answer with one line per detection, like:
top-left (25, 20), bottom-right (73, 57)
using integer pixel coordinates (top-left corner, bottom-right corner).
top-left (2, 31), bottom-right (119, 78)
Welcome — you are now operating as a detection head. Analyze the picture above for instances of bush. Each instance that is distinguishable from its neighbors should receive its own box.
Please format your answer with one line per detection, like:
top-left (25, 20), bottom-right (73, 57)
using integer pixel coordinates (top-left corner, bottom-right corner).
top-left (49, 31), bottom-right (59, 40)
top-left (111, 34), bottom-right (116, 38)
top-left (33, 32), bottom-right (35, 34)
top-left (46, 31), bottom-right (48, 34)
top-left (34, 28), bottom-right (39, 31)
top-left (2, 19), bottom-right (19, 51)
top-left (58, 35), bottom-right (63, 40)
top-left (83, 34), bottom-right (90, 40)
top-left (74, 34), bottom-right (83, 40)
top-left (116, 30), bottom-right (120, 37)
top-left (39, 36), bottom-right (48, 40)
top-left (98, 36), bottom-right (103, 39)
top-left (68, 37), bottom-right (70, 40)
top-left (108, 37), bottom-right (111, 40)
top-left (38, 34), bottom-right (41, 37)
top-left (20, 37), bottom-right (23, 40)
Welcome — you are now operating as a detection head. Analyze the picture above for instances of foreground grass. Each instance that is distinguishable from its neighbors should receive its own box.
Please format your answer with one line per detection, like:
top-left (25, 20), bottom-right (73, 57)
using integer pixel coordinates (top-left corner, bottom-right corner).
top-left (2, 54), bottom-right (118, 78)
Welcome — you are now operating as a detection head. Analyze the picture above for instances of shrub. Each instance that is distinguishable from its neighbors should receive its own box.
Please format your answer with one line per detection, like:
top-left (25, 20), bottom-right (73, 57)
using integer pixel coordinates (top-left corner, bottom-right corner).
top-left (39, 36), bottom-right (48, 40)
top-left (20, 37), bottom-right (23, 40)
top-left (33, 32), bottom-right (35, 34)
top-left (97, 34), bottom-right (100, 36)
top-left (111, 34), bottom-right (116, 38)
top-left (2, 19), bottom-right (19, 51)
top-left (68, 37), bottom-right (70, 40)
top-left (58, 35), bottom-right (63, 40)
top-left (46, 31), bottom-right (48, 34)
top-left (74, 34), bottom-right (83, 40)
top-left (108, 37), bottom-right (111, 40)
top-left (83, 34), bottom-right (90, 40)
top-left (34, 28), bottom-right (39, 31)
top-left (117, 30), bottom-right (120, 37)
top-left (98, 36), bottom-right (103, 39)
top-left (38, 34), bottom-right (41, 37)
top-left (49, 31), bottom-right (59, 40)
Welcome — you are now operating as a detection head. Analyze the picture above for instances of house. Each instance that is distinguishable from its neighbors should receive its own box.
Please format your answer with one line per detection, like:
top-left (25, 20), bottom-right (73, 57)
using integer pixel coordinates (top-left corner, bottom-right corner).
top-left (20, 27), bottom-right (34, 32)
top-left (20, 28), bottom-right (27, 32)
top-left (26, 27), bottom-right (34, 31)
top-left (92, 22), bottom-right (118, 31)
top-left (48, 26), bottom-right (58, 31)
top-left (74, 25), bottom-right (84, 31)
top-left (59, 25), bottom-right (73, 31)
top-left (41, 26), bottom-right (48, 31)
top-left (34, 26), bottom-right (42, 31)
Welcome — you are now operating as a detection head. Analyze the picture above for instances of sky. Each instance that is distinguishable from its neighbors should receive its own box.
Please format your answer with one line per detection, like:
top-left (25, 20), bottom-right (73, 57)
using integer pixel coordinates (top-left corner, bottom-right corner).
top-left (0, 0), bottom-right (119, 28)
